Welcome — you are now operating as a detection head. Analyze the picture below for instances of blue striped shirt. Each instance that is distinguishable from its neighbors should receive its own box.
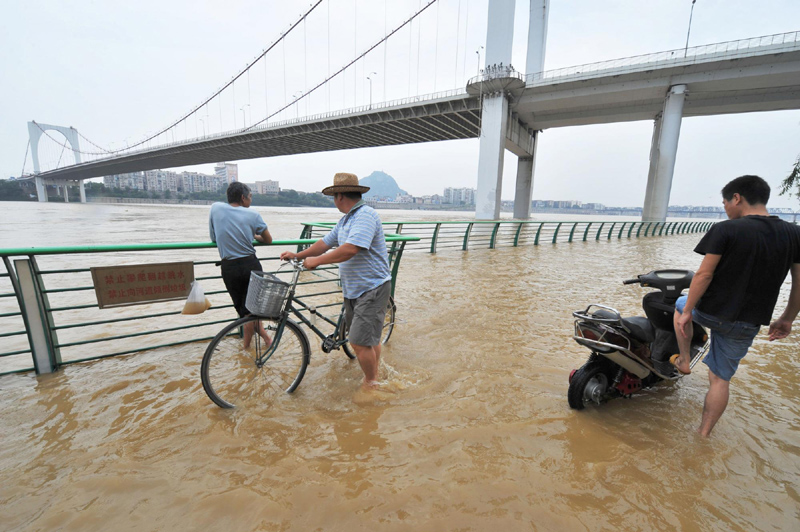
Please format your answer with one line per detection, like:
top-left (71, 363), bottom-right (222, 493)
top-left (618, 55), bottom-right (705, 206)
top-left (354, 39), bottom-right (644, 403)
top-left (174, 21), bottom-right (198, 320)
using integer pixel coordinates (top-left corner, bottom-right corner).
top-left (323, 202), bottom-right (391, 299)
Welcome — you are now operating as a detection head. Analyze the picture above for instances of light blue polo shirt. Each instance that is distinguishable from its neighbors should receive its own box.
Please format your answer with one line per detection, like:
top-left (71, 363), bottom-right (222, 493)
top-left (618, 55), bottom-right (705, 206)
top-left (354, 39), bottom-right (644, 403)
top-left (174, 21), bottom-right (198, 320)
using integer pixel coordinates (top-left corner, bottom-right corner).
top-left (323, 202), bottom-right (391, 299)
top-left (209, 202), bottom-right (268, 260)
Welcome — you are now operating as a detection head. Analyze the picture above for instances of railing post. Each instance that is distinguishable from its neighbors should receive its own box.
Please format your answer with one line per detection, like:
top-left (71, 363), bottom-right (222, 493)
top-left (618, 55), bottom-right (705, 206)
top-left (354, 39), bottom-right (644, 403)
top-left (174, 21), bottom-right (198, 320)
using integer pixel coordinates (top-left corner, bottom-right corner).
top-left (637, 222), bottom-right (648, 237)
top-left (489, 222), bottom-right (501, 249)
top-left (552, 222), bottom-right (563, 244)
top-left (13, 258), bottom-right (61, 374)
top-left (582, 222), bottom-right (593, 242)
top-left (568, 222), bottom-right (579, 243)
top-left (658, 222), bottom-right (666, 236)
top-left (534, 223), bottom-right (545, 245)
top-left (388, 241), bottom-right (407, 298)
top-left (430, 223), bottom-right (442, 253)
top-left (298, 224), bottom-right (312, 252)
top-left (627, 223), bottom-right (637, 238)
top-left (597, 222), bottom-right (607, 241)
top-left (462, 223), bottom-right (474, 251)
top-left (513, 222), bottom-right (525, 247)
top-left (396, 223), bottom-right (403, 234)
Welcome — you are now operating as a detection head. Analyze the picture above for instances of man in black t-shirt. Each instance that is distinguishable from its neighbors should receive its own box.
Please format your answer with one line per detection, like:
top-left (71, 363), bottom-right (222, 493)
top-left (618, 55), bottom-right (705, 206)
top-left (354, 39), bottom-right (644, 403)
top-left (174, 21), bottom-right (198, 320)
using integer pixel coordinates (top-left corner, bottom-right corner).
top-left (672, 175), bottom-right (800, 437)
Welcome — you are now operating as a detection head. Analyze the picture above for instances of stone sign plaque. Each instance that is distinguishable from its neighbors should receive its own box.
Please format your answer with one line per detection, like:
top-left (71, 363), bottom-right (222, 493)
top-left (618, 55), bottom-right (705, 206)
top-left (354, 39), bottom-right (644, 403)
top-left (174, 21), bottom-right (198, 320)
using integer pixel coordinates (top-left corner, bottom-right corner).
top-left (91, 262), bottom-right (195, 309)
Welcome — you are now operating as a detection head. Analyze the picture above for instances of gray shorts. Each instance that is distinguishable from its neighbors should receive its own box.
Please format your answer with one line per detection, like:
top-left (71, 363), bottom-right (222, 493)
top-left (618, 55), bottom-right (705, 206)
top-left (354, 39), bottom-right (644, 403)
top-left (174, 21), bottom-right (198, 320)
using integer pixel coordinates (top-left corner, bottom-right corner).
top-left (344, 281), bottom-right (391, 347)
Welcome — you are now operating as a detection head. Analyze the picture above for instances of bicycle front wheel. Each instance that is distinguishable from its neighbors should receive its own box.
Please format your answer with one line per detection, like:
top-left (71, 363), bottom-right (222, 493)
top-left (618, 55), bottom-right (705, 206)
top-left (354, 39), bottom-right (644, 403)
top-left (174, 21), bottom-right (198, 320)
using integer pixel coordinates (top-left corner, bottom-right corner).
top-left (341, 296), bottom-right (396, 359)
top-left (201, 315), bottom-right (310, 408)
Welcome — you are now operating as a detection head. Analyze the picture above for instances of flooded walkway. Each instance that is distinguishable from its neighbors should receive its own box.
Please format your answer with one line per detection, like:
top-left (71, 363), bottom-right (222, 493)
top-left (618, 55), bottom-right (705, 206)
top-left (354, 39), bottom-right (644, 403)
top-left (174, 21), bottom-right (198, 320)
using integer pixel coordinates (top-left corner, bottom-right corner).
top-left (1, 204), bottom-right (798, 531)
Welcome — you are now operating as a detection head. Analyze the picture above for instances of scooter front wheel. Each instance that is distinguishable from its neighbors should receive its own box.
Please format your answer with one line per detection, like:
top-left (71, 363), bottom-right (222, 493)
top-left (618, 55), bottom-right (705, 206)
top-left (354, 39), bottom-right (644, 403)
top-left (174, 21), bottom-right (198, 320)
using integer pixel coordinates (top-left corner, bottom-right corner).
top-left (568, 360), bottom-right (614, 410)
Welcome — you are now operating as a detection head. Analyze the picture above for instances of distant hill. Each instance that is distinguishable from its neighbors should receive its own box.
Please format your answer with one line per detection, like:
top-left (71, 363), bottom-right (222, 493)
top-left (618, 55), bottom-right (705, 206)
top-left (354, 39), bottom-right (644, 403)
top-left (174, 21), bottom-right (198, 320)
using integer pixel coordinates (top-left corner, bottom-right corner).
top-left (361, 171), bottom-right (407, 200)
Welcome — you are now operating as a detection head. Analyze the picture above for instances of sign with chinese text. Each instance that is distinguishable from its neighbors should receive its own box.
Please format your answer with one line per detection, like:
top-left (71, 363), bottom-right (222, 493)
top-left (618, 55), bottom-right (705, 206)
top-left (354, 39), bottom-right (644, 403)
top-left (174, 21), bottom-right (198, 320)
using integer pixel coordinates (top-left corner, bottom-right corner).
top-left (90, 262), bottom-right (195, 309)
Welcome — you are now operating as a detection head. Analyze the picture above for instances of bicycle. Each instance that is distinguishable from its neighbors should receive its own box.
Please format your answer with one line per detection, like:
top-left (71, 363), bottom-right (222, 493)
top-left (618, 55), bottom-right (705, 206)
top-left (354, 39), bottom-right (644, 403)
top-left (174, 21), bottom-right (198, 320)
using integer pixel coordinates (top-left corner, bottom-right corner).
top-left (200, 259), bottom-right (396, 408)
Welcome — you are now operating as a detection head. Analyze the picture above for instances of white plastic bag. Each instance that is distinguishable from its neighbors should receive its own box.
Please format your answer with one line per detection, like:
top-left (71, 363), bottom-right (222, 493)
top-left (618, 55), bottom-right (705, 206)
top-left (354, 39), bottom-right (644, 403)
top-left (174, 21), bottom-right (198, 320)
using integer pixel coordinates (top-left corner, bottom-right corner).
top-left (182, 281), bottom-right (212, 315)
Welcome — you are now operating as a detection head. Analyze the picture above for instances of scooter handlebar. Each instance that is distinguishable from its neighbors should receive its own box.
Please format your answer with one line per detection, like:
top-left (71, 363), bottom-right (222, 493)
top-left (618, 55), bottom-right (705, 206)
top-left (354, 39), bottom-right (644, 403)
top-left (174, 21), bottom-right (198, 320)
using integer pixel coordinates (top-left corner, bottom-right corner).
top-left (622, 278), bottom-right (640, 285)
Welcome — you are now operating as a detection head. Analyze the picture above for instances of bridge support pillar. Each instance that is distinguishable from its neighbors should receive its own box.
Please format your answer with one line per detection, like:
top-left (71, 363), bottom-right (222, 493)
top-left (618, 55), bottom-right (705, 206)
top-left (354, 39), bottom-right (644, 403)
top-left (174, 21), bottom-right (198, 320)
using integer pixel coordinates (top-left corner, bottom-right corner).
top-left (514, 149), bottom-right (536, 219)
top-left (34, 176), bottom-right (48, 202)
top-left (476, 94), bottom-right (510, 220)
top-left (79, 180), bottom-right (86, 203)
top-left (643, 84), bottom-right (687, 221)
top-left (63, 184), bottom-right (69, 203)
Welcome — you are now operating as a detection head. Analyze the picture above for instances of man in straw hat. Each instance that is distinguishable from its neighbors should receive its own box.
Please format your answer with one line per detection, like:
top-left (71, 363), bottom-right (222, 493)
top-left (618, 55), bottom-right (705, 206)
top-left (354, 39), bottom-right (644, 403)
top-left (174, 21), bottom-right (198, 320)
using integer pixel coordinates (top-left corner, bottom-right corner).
top-left (281, 173), bottom-right (392, 388)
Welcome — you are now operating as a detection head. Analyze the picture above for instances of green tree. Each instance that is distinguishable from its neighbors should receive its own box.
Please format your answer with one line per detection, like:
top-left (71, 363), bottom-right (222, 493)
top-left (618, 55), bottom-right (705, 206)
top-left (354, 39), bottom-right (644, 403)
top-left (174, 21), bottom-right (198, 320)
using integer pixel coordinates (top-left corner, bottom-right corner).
top-left (0, 179), bottom-right (33, 201)
top-left (779, 155), bottom-right (800, 202)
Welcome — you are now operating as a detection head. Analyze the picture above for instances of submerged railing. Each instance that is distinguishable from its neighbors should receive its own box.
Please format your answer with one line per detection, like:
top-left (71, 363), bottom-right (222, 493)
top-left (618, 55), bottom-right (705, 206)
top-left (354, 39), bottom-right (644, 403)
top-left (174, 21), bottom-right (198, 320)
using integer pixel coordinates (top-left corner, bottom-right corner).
top-left (0, 234), bottom-right (417, 376)
top-left (300, 220), bottom-right (714, 254)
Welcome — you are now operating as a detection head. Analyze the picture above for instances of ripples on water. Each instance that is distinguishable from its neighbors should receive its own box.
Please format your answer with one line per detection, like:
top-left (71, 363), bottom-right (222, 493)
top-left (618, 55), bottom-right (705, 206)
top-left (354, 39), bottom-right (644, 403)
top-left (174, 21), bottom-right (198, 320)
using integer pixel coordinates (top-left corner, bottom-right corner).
top-left (0, 203), bottom-right (798, 531)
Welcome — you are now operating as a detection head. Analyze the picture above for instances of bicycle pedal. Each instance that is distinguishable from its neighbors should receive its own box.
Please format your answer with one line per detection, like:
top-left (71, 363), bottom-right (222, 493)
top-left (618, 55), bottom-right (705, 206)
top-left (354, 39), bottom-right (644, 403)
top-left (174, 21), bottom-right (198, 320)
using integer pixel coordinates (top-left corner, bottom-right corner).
top-left (321, 335), bottom-right (336, 353)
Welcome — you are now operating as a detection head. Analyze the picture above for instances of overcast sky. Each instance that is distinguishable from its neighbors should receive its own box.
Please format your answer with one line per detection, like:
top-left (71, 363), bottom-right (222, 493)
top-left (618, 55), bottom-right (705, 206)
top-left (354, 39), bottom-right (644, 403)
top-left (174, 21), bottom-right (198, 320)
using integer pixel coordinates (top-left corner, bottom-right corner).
top-left (2, 0), bottom-right (799, 208)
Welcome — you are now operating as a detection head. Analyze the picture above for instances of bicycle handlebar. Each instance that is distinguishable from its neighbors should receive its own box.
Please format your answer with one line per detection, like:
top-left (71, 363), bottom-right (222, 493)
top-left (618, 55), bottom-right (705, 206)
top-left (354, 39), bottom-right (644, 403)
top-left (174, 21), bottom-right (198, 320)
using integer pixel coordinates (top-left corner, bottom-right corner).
top-left (622, 278), bottom-right (640, 285)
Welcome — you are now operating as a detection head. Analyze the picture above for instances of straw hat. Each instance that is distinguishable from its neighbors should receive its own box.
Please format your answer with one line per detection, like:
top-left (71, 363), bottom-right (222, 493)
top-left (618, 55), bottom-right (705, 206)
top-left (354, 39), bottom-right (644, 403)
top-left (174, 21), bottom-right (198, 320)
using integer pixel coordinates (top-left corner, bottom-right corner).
top-left (321, 172), bottom-right (370, 196)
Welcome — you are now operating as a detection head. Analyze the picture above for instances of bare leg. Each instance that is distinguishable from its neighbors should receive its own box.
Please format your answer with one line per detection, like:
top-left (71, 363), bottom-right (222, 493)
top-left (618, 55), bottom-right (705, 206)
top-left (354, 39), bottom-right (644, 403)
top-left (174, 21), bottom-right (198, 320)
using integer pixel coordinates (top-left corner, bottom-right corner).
top-left (673, 310), bottom-right (693, 374)
top-left (243, 320), bottom-right (255, 349)
top-left (351, 343), bottom-right (379, 387)
top-left (699, 370), bottom-right (730, 437)
top-left (243, 319), bottom-right (271, 350)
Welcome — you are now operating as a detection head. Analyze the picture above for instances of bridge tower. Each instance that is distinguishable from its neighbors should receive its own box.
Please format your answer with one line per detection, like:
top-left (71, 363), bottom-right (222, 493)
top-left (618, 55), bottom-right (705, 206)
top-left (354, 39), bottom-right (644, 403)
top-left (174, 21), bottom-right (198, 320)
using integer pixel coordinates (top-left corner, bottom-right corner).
top-left (473, 0), bottom-right (549, 220)
top-left (27, 122), bottom-right (87, 203)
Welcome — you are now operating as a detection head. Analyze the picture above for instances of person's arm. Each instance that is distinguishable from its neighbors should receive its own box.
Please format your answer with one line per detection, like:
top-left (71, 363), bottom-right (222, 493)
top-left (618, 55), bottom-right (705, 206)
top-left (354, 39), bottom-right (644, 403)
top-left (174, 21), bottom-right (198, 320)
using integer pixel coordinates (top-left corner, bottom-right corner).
top-left (208, 213), bottom-right (216, 243)
top-left (769, 262), bottom-right (800, 341)
top-left (676, 253), bottom-right (722, 338)
top-left (254, 228), bottom-right (272, 245)
top-left (303, 244), bottom-right (359, 270)
top-left (280, 239), bottom-right (331, 262)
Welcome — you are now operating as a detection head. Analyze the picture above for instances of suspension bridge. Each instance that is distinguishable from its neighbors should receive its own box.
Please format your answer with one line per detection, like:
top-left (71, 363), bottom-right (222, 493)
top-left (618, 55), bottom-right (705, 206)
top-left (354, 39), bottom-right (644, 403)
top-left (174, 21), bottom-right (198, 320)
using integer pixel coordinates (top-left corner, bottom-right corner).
top-left (17, 0), bottom-right (800, 221)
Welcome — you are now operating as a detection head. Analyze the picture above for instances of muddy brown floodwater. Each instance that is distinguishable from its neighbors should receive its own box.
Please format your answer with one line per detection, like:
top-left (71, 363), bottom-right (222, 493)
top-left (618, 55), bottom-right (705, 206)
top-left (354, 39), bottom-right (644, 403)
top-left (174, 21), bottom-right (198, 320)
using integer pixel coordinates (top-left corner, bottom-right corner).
top-left (0, 202), bottom-right (798, 531)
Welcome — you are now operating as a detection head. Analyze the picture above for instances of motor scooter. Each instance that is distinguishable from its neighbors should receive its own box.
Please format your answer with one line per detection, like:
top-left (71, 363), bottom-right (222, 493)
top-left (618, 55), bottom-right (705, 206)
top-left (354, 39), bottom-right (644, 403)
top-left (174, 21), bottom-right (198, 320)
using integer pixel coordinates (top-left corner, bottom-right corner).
top-left (568, 270), bottom-right (710, 410)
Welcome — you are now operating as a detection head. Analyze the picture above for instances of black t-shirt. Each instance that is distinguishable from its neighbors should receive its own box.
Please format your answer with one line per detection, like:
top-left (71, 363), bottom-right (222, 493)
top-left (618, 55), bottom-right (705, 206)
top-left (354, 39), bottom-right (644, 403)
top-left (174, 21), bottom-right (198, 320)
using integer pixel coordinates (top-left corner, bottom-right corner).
top-left (695, 216), bottom-right (800, 325)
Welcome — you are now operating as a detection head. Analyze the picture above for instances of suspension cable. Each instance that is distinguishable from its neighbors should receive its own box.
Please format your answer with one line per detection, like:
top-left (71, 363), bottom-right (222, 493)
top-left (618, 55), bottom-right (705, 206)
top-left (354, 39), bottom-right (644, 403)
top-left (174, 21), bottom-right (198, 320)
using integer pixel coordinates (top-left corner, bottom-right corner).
top-left (20, 139), bottom-right (30, 177)
top-left (67, 0), bottom-right (325, 155)
top-left (246, 0), bottom-right (439, 131)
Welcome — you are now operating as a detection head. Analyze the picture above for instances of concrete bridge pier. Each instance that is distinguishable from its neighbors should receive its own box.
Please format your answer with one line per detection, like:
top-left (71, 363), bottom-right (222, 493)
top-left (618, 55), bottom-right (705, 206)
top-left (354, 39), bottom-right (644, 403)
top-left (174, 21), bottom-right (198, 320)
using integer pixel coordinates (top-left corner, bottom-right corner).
top-left (34, 176), bottom-right (48, 202)
top-left (513, 153), bottom-right (535, 219)
top-left (476, 94), bottom-right (510, 220)
top-left (643, 84), bottom-right (687, 221)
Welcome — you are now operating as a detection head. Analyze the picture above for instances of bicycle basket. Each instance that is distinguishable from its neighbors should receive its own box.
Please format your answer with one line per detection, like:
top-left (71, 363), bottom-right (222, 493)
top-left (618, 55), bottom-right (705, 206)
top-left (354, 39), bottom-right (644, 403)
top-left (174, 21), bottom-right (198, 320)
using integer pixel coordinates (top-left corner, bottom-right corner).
top-left (245, 271), bottom-right (290, 318)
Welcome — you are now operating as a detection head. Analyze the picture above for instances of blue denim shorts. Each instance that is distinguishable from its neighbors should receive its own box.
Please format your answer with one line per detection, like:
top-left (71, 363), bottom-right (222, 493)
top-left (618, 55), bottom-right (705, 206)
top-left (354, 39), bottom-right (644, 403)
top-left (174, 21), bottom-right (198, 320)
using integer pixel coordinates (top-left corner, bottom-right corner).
top-left (675, 295), bottom-right (760, 381)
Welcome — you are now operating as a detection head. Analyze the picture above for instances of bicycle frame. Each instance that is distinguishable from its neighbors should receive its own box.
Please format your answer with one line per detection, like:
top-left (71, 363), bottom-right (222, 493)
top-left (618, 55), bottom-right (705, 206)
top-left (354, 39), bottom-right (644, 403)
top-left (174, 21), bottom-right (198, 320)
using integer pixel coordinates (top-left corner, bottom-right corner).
top-left (254, 261), bottom-right (349, 366)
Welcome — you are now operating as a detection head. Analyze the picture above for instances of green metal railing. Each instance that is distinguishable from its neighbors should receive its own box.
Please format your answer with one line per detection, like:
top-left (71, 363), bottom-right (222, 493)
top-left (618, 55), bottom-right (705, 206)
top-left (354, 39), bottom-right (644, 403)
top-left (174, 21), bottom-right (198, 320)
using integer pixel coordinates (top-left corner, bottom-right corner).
top-left (300, 219), bottom-right (714, 254)
top-left (0, 233), bottom-right (417, 376)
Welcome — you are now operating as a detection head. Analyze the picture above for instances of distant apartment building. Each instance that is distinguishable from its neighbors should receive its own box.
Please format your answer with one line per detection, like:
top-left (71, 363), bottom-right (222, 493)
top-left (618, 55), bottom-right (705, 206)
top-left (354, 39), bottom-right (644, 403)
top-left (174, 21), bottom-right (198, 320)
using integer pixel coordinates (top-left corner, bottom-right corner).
top-left (104, 172), bottom-right (145, 190)
top-left (215, 162), bottom-right (239, 184)
top-left (255, 180), bottom-right (280, 195)
top-left (442, 187), bottom-right (475, 205)
top-left (144, 170), bottom-right (180, 192)
top-left (104, 169), bottom-right (225, 194)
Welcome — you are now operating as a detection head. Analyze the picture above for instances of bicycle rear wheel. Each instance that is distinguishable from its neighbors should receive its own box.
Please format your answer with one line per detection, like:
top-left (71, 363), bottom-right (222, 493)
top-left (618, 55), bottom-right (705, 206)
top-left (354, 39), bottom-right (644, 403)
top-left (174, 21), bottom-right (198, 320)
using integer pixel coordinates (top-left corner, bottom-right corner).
top-left (341, 296), bottom-right (396, 359)
top-left (201, 315), bottom-right (310, 408)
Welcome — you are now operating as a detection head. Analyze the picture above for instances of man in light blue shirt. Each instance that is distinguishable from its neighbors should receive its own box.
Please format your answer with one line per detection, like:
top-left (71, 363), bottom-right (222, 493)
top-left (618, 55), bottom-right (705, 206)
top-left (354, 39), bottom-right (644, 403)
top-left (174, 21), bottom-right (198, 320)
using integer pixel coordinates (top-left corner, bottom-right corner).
top-left (210, 182), bottom-right (273, 349)
top-left (280, 173), bottom-right (391, 388)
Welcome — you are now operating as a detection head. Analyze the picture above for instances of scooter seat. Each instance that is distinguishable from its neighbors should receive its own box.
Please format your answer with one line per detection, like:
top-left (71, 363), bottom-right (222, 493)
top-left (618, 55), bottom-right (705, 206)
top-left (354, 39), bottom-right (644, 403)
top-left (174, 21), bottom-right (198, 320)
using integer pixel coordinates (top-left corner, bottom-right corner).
top-left (621, 317), bottom-right (656, 343)
top-left (592, 309), bottom-right (618, 320)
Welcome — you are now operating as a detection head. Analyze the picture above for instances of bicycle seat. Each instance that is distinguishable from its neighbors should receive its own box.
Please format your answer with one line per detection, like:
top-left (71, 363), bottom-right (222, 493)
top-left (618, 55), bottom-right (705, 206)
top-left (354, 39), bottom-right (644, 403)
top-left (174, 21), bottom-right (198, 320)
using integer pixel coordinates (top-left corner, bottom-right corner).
top-left (621, 317), bottom-right (655, 343)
